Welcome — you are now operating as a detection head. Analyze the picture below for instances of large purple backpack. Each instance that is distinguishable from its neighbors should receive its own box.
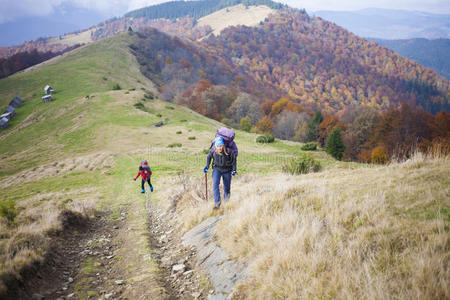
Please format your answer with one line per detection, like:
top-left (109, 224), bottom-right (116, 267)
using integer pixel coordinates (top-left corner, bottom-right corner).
top-left (210, 127), bottom-right (238, 156)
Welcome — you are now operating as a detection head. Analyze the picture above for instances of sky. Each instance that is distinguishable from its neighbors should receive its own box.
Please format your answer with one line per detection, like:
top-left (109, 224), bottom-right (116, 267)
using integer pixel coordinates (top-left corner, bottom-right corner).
top-left (0, 0), bottom-right (449, 24)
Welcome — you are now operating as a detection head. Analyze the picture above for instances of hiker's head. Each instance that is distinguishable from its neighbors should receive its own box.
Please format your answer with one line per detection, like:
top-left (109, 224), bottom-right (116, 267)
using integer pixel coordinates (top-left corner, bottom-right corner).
top-left (214, 137), bottom-right (228, 154)
top-left (214, 136), bottom-right (224, 147)
top-left (140, 160), bottom-right (148, 166)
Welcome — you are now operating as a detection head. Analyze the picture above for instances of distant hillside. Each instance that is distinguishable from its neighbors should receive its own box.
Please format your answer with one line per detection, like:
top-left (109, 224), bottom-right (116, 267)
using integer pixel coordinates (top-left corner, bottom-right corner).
top-left (0, 4), bottom-right (108, 47)
top-left (314, 8), bottom-right (450, 39)
top-left (128, 7), bottom-right (450, 164)
top-left (124, 0), bottom-right (283, 20)
top-left (372, 38), bottom-right (450, 79)
top-left (0, 1), bottom-right (281, 61)
top-left (132, 8), bottom-right (448, 115)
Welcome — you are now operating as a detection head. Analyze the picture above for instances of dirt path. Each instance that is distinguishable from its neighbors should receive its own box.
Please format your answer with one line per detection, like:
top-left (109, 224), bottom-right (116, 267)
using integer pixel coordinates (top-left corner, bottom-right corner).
top-left (145, 198), bottom-right (210, 299)
top-left (11, 195), bottom-right (209, 300)
top-left (12, 209), bottom-right (126, 300)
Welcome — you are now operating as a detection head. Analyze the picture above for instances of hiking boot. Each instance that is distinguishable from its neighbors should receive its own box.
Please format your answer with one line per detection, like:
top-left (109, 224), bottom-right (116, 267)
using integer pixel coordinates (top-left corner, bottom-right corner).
top-left (213, 203), bottom-right (221, 210)
top-left (141, 189), bottom-right (145, 193)
top-left (150, 186), bottom-right (154, 192)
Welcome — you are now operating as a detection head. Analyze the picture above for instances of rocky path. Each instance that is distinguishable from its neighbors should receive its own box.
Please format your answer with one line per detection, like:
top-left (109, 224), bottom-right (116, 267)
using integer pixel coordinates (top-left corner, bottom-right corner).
top-left (17, 199), bottom-right (209, 300)
top-left (13, 192), bottom-right (246, 300)
top-left (20, 209), bottom-right (127, 300)
top-left (145, 199), bottom-right (209, 299)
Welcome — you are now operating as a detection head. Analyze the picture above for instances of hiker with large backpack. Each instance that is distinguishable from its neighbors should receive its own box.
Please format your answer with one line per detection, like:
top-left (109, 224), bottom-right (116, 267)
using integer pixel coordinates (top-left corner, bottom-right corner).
top-left (134, 160), bottom-right (153, 193)
top-left (203, 127), bottom-right (238, 209)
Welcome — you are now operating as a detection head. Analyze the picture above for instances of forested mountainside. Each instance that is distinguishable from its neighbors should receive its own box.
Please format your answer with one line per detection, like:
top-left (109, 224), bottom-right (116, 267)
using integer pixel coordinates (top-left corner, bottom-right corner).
top-left (0, 0), bottom-right (282, 59)
top-left (125, 0), bottom-right (284, 20)
top-left (0, 1), bottom-right (279, 73)
top-left (204, 10), bottom-right (449, 114)
top-left (371, 38), bottom-right (450, 80)
top-left (133, 9), bottom-right (449, 114)
top-left (0, 45), bottom-right (80, 79)
top-left (131, 8), bottom-right (449, 162)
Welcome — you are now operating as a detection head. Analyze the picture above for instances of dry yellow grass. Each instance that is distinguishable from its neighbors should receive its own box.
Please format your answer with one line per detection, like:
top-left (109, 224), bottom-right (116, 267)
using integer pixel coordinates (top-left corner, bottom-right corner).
top-left (197, 4), bottom-right (274, 37)
top-left (0, 153), bottom-right (113, 189)
top-left (0, 190), bottom-right (97, 294)
top-left (47, 30), bottom-right (94, 46)
top-left (168, 153), bottom-right (449, 299)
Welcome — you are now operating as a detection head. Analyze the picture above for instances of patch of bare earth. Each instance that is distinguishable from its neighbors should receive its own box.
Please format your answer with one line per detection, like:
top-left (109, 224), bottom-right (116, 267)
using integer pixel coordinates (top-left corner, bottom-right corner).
top-left (145, 200), bottom-right (210, 299)
top-left (2, 197), bottom-right (210, 300)
top-left (0, 210), bottom-right (92, 300)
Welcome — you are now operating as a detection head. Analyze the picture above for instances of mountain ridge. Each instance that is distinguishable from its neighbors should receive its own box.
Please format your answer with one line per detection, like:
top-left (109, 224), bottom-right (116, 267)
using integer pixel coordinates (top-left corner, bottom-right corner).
top-left (313, 8), bottom-right (450, 39)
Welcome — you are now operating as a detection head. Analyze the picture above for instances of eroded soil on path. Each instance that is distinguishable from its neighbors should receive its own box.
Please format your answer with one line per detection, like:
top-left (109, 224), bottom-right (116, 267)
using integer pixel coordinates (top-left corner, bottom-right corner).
top-left (6, 198), bottom-right (210, 300)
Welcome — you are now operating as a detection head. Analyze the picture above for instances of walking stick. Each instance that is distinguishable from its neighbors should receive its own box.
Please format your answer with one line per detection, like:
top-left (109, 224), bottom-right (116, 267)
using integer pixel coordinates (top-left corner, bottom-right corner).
top-left (205, 173), bottom-right (208, 201)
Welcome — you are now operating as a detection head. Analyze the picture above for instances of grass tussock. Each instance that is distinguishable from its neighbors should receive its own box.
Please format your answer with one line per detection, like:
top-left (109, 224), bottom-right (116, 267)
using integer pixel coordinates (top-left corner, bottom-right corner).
top-left (169, 153), bottom-right (449, 299)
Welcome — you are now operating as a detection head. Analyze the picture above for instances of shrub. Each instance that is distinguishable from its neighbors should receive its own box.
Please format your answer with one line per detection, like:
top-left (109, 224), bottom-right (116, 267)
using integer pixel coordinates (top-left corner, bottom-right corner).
top-left (326, 127), bottom-right (345, 160)
top-left (168, 143), bottom-right (182, 148)
top-left (180, 119), bottom-right (187, 122)
top-left (129, 88), bottom-right (136, 91)
top-left (124, 91), bottom-right (129, 94)
top-left (301, 142), bottom-right (317, 151)
top-left (176, 131), bottom-right (182, 134)
top-left (282, 154), bottom-right (321, 175)
top-left (371, 146), bottom-right (388, 164)
top-left (102, 76), bottom-right (108, 81)
top-left (202, 149), bottom-right (210, 154)
top-left (134, 102), bottom-right (145, 110)
top-left (240, 117), bottom-right (252, 132)
top-left (256, 134), bottom-right (275, 144)
top-left (157, 113), bottom-right (162, 117)
top-left (165, 105), bottom-right (175, 110)
top-left (0, 200), bottom-right (18, 224)
top-left (112, 83), bottom-right (121, 90)
top-left (188, 136), bottom-right (196, 140)
top-left (144, 92), bottom-right (154, 100)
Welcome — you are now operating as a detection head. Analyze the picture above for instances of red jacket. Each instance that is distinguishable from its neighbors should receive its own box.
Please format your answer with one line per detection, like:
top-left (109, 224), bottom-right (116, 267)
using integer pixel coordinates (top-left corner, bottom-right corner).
top-left (134, 169), bottom-right (152, 180)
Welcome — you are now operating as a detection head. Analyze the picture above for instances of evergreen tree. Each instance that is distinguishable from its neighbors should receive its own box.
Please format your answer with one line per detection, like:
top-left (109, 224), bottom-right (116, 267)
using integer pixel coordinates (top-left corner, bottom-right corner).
top-left (306, 111), bottom-right (323, 142)
top-left (326, 127), bottom-right (345, 160)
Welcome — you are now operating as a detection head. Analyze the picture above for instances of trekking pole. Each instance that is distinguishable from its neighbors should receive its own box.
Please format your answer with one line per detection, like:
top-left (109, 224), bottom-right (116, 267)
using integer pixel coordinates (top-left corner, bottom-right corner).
top-left (205, 173), bottom-right (208, 202)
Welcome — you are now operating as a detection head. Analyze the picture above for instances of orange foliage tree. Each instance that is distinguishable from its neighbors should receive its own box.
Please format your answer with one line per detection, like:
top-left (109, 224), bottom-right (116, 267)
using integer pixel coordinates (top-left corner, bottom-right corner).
top-left (254, 116), bottom-right (274, 133)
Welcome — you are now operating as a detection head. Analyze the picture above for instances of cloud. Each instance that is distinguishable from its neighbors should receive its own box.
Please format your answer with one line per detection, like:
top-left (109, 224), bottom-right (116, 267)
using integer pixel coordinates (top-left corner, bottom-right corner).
top-left (0, 0), bottom-right (449, 24)
top-left (280, 0), bottom-right (450, 13)
top-left (0, 0), bottom-right (167, 23)
top-left (0, 0), bottom-right (58, 22)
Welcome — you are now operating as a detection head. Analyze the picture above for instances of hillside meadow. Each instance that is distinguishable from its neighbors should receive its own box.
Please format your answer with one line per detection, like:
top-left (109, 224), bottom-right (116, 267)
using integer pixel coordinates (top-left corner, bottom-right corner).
top-left (0, 32), bottom-right (448, 298)
top-left (161, 152), bottom-right (449, 299)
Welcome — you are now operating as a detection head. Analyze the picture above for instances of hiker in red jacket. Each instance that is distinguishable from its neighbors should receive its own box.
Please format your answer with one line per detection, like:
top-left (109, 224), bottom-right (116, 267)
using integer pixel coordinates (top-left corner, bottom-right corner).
top-left (134, 160), bottom-right (153, 193)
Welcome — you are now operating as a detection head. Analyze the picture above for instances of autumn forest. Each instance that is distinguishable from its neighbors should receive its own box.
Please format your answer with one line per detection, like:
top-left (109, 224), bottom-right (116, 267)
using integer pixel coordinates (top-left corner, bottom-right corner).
top-left (131, 8), bottom-right (449, 163)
